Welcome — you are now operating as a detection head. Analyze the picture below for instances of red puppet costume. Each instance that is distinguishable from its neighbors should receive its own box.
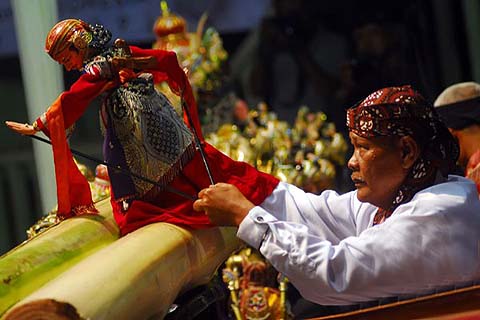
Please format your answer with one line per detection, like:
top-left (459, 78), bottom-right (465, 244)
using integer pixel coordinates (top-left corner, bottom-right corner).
top-left (32, 19), bottom-right (278, 235)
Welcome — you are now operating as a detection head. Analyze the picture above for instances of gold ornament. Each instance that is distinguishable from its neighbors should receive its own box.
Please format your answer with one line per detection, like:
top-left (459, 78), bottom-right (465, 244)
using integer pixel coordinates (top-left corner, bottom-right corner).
top-left (26, 160), bottom-right (111, 239)
top-left (222, 248), bottom-right (292, 320)
top-left (206, 104), bottom-right (347, 193)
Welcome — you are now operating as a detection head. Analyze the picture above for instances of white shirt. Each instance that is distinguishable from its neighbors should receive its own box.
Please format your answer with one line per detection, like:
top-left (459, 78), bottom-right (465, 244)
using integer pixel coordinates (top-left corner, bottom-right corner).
top-left (237, 175), bottom-right (480, 305)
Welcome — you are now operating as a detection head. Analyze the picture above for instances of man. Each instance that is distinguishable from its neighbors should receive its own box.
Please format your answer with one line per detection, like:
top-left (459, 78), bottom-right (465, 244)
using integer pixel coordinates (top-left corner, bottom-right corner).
top-left (193, 85), bottom-right (480, 306)
top-left (434, 81), bottom-right (480, 194)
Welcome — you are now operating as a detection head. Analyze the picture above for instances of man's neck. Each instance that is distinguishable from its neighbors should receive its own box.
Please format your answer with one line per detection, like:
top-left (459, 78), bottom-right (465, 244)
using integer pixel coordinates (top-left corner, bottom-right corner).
top-left (462, 126), bottom-right (480, 161)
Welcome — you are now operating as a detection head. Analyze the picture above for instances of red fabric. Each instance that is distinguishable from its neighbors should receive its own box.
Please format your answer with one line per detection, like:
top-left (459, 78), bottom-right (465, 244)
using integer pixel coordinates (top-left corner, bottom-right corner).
top-left (46, 78), bottom-right (101, 218)
top-left (114, 143), bottom-right (279, 235)
top-left (45, 75), bottom-right (113, 218)
top-left (59, 74), bottom-right (115, 128)
top-left (35, 118), bottom-right (47, 134)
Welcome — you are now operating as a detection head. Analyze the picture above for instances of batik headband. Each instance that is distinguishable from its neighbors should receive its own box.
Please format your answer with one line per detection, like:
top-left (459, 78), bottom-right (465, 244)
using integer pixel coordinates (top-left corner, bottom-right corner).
top-left (435, 96), bottom-right (480, 129)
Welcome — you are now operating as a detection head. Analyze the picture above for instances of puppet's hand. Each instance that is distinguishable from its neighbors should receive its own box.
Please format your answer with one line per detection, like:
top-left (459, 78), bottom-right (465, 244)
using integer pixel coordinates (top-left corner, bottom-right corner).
top-left (111, 56), bottom-right (128, 70)
top-left (112, 56), bottom-right (158, 71)
top-left (5, 121), bottom-right (37, 135)
top-left (118, 69), bottom-right (137, 84)
top-left (193, 183), bottom-right (254, 227)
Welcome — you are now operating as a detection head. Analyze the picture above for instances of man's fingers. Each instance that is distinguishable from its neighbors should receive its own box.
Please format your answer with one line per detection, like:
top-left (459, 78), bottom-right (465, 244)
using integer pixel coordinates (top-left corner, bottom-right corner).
top-left (197, 188), bottom-right (208, 199)
top-left (213, 182), bottom-right (229, 189)
top-left (192, 198), bottom-right (206, 212)
top-left (198, 184), bottom-right (219, 199)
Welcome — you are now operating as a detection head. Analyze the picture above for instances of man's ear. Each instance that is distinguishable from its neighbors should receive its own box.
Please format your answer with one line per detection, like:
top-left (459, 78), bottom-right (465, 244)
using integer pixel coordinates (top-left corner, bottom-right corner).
top-left (399, 136), bottom-right (420, 170)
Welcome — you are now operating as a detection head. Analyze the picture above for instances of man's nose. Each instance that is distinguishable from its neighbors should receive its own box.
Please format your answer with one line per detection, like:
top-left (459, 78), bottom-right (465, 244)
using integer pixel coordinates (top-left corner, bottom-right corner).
top-left (347, 153), bottom-right (358, 171)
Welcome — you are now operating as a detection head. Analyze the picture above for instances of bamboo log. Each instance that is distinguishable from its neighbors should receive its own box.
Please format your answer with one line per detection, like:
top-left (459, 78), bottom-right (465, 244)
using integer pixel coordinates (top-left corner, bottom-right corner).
top-left (0, 199), bottom-right (119, 315)
top-left (3, 223), bottom-right (241, 320)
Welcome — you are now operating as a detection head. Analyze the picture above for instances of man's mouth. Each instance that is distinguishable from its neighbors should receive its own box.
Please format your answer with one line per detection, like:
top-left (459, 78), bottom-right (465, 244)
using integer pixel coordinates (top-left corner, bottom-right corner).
top-left (351, 176), bottom-right (365, 186)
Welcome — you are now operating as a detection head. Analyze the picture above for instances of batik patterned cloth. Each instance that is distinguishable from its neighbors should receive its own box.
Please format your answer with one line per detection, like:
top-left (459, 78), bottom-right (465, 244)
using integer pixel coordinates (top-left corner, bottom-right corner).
top-left (101, 73), bottom-right (195, 201)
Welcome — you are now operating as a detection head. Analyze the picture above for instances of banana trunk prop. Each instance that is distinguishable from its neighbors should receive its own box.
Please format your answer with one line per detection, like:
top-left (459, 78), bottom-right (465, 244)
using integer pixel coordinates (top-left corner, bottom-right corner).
top-left (3, 223), bottom-right (240, 319)
top-left (0, 199), bottom-right (119, 315)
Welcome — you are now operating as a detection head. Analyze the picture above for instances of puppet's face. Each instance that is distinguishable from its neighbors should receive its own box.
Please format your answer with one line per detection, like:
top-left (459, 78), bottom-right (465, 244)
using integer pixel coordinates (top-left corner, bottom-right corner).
top-left (53, 46), bottom-right (85, 71)
top-left (45, 19), bottom-right (91, 71)
top-left (348, 132), bottom-right (407, 209)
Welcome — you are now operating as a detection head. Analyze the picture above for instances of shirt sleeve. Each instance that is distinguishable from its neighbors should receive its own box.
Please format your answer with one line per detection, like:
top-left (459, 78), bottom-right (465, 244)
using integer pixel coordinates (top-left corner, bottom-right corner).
top-left (238, 182), bottom-right (363, 248)
top-left (237, 181), bottom-right (480, 305)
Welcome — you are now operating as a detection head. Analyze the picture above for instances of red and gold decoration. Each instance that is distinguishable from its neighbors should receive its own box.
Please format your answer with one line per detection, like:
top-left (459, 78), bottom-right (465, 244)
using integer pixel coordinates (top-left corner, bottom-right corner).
top-left (153, 1), bottom-right (190, 53)
top-left (45, 19), bottom-right (92, 60)
top-left (153, 1), bottom-right (228, 105)
top-left (222, 248), bottom-right (292, 320)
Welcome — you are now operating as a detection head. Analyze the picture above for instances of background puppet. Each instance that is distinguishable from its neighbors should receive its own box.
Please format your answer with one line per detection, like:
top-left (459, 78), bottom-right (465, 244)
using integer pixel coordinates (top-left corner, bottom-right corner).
top-left (6, 18), bottom-right (279, 235)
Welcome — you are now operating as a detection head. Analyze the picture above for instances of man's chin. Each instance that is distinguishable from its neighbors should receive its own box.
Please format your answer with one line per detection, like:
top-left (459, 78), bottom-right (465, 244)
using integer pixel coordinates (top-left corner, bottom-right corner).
top-left (355, 190), bottom-right (370, 203)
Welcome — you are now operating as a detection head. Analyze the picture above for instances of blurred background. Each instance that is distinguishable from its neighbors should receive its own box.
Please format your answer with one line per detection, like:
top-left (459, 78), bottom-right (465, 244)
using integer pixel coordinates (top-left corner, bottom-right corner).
top-left (0, 0), bottom-right (478, 254)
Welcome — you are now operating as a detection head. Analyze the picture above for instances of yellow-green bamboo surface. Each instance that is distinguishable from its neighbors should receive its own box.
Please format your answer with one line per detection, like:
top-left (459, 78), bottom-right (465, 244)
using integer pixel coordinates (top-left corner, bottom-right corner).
top-left (4, 223), bottom-right (240, 319)
top-left (0, 199), bottom-right (119, 315)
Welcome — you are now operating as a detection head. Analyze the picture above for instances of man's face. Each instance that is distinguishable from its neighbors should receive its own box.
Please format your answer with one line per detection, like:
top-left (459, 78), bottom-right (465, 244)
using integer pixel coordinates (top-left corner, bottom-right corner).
top-left (448, 128), bottom-right (468, 168)
top-left (348, 132), bottom-right (408, 209)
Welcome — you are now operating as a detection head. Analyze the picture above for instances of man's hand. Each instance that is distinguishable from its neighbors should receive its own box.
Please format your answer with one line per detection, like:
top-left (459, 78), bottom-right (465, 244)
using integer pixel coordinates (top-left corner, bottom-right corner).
top-left (5, 121), bottom-right (37, 135)
top-left (193, 183), bottom-right (254, 227)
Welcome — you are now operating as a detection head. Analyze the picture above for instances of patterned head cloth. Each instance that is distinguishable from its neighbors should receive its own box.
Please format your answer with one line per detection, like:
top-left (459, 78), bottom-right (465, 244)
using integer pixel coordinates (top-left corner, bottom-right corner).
top-left (347, 85), bottom-right (459, 223)
top-left (45, 19), bottom-right (92, 59)
top-left (45, 19), bottom-right (111, 62)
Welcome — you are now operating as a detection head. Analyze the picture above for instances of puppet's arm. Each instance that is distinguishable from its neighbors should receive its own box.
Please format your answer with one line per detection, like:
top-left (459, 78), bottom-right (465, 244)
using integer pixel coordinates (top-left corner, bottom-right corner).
top-left (7, 74), bottom-right (111, 138)
top-left (43, 73), bottom-right (111, 136)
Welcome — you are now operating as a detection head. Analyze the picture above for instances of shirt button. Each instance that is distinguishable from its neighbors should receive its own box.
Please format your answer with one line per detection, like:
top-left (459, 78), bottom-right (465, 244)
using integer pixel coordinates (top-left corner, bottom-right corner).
top-left (256, 216), bottom-right (264, 222)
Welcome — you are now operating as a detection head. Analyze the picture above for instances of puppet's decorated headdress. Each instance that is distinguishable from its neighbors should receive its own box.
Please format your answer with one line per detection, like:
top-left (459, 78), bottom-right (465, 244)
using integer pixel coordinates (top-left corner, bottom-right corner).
top-left (45, 19), bottom-right (111, 61)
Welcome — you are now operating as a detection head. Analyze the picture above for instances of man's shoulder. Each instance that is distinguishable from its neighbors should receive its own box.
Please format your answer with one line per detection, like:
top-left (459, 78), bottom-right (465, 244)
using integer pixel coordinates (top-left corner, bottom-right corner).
top-left (432, 175), bottom-right (476, 193)
top-left (414, 175), bottom-right (478, 207)
top-left (389, 175), bottom-right (480, 223)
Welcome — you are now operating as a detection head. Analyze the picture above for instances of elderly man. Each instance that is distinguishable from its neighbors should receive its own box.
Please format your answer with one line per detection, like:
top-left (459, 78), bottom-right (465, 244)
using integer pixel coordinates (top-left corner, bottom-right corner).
top-left (434, 81), bottom-right (480, 193)
top-left (193, 85), bottom-right (480, 306)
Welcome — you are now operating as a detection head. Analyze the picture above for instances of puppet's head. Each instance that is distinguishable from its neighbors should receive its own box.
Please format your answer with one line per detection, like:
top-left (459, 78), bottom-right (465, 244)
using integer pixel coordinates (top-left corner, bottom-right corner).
top-left (45, 19), bottom-right (111, 70)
